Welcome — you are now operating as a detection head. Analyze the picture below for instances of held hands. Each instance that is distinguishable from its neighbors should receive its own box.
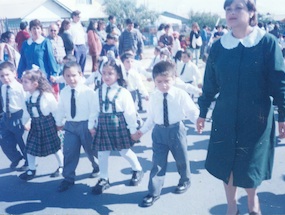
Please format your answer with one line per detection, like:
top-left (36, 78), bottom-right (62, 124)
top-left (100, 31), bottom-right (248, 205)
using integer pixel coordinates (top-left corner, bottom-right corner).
top-left (196, 117), bottom-right (205, 134)
top-left (278, 122), bottom-right (285, 139)
top-left (56, 126), bottom-right (64, 131)
top-left (131, 130), bottom-right (143, 141)
top-left (89, 128), bottom-right (96, 138)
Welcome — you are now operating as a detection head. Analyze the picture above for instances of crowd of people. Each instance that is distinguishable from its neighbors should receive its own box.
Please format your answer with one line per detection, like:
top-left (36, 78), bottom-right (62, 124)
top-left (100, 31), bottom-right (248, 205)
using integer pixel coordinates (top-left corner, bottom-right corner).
top-left (0, 0), bottom-right (285, 214)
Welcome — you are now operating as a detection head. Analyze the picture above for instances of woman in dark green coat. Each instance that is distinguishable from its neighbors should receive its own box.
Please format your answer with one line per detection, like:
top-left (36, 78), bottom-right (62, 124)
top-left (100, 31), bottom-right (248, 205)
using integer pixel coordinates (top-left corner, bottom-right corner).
top-left (196, 0), bottom-right (285, 214)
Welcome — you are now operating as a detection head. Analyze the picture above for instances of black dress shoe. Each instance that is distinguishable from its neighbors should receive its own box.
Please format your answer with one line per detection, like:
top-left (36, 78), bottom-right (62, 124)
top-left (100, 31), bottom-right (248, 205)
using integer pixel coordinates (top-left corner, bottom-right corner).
top-left (141, 194), bottom-right (160, 207)
top-left (174, 180), bottom-right (190, 194)
top-left (19, 169), bottom-right (36, 181)
top-left (91, 178), bottom-right (110, 195)
top-left (130, 170), bottom-right (144, 186)
top-left (10, 157), bottom-right (23, 170)
top-left (18, 164), bottom-right (29, 172)
top-left (57, 180), bottom-right (74, 192)
top-left (89, 166), bottom-right (100, 178)
top-left (50, 167), bottom-right (63, 178)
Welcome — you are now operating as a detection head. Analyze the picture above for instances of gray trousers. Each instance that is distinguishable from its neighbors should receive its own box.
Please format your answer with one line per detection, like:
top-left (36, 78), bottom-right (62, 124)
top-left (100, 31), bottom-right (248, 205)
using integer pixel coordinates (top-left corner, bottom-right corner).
top-left (148, 122), bottom-right (191, 196)
top-left (63, 121), bottom-right (98, 183)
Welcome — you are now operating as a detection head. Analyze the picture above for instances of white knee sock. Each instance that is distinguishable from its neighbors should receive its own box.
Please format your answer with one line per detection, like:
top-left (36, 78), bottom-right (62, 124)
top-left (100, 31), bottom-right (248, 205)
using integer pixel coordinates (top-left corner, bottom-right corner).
top-left (98, 151), bottom-right (110, 180)
top-left (27, 154), bottom-right (36, 170)
top-left (119, 149), bottom-right (142, 171)
top-left (54, 150), bottom-right (64, 167)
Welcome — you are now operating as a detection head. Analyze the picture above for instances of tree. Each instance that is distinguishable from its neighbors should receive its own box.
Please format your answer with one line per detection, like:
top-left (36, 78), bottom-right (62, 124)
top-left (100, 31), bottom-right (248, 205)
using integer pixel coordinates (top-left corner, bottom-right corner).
top-left (103, 0), bottom-right (158, 28)
top-left (188, 10), bottom-right (223, 29)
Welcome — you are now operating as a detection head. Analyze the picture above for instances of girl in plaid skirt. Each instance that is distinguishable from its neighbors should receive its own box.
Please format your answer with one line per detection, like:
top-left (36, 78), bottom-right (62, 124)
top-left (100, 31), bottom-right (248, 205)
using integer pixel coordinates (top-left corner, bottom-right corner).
top-left (19, 70), bottom-right (64, 181)
top-left (91, 58), bottom-right (143, 195)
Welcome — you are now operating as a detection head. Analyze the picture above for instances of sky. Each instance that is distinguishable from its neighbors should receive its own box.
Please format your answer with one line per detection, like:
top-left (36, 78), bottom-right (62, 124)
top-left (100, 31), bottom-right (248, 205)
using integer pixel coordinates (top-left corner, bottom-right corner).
top-left (137, 0), bottom-right (284, 18)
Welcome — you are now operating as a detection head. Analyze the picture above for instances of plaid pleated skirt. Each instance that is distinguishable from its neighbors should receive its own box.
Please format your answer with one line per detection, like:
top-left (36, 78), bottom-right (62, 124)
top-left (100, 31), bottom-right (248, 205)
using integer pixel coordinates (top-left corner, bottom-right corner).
top-left (92, 112), bottom-right (135, 151)
top-left (25, 114), bottom-right (61, 157)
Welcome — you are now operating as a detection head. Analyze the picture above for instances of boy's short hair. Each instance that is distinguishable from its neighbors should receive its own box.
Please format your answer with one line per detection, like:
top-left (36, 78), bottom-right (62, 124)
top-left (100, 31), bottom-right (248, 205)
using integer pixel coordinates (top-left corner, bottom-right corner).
top-left (20, 21), bottom-right (28, 30)
top-left (0, 61), bottom-right (16, 73)
top-left (62, 61), bottom-right (82, 75)
top-left (152, 61), bottom-right (175, 80)
top-left (182, 50), bottom-right (193, 58)
top-left (71, 10), bottom-right (81, 18)
top-left (120, 53), bottom-right (134, 63)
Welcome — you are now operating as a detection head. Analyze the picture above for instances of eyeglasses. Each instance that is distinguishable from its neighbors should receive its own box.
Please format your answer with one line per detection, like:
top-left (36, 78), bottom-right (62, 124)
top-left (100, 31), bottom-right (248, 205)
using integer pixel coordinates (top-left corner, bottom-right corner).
top-left (50, 29), bottom-right (57, 32)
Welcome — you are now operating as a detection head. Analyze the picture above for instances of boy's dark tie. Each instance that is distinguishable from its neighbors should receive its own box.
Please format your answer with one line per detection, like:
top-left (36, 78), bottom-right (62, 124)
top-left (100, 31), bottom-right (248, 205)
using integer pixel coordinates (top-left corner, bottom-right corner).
top-left (180, 63), bottom-right (186, 75)
top-left (6, 85), bottom-right (11, 118)
top-left (163, 93), bottom-right (169, 127)
top-left (71, 89), bottom-right (76, 118)
top-left (104, 87), bottom-right (111, 111)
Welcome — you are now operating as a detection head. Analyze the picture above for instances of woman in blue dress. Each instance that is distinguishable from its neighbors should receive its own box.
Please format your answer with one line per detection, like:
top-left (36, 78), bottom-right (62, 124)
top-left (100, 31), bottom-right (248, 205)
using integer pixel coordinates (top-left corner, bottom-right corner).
top-left (196, 0), bottom-right (285, 214)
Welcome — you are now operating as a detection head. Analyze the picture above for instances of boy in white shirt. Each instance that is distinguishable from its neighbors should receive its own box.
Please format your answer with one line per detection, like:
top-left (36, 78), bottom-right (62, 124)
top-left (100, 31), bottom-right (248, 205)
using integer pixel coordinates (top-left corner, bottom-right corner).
top-left (134, 61), bottom-right (199, 207)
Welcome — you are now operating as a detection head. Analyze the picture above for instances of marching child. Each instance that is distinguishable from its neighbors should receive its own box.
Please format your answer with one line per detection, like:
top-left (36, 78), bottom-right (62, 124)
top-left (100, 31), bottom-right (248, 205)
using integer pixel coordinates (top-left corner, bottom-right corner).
top-left (91, 58), bottom-right (143, 195)
top-left (0, 61), bottom-right (28, 171)
top-left (135, 61), bottom-right (199, 207)
top-left (55, 62), bottom-right (100, 192)
top-left (19, 69), bottom-right (64, 180)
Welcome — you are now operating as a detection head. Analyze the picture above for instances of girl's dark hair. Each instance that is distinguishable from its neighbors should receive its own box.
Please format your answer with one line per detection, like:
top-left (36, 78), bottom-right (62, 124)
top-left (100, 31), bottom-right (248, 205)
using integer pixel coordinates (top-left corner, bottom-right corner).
top-left (102, 59), bottom-right (126, 87)
top-left (0, 61), bottom-right (16, 72)
top-left (29, 19), bottom-right (43, 31)
top-left (87, 19), bottom-right (97, 32)
top-left (20, 21), bottom-right (28, 30)
top-left (152, 60), bottom-right (175, 80)
top-left (224, 0), bottom-right (257, 26)
top-left (22, 70), bottom-right (54, 94)
top-left (174, 50), bottom-right (183, 63)
top-left (59, 19), bottom-right (71, 34)
top-left (63, 61), bottom-right (82, 76)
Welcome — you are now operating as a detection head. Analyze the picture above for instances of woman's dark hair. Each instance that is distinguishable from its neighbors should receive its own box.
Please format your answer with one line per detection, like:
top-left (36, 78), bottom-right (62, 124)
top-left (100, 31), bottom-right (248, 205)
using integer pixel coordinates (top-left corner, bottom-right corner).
top-left (59, 19), bottom-right (71, 34)
top-left (178, 34), bottom-right (185, 42)
top-left (20, 21), bottom-right (28, 30)
top-left (102, 59), bottom-right (126, 87)
top-left (22, 70), bottom-right (54, 94)
top-left (158, 23), bottom-right (165, 31)
top-left (224, 0), bottom-right (257, 26)
top-left (87, 20), bottom-right (97, 32)
top-left (29, 19), bottom-right (43, 31)
top-left (0, 31), bottom-right (14, 43)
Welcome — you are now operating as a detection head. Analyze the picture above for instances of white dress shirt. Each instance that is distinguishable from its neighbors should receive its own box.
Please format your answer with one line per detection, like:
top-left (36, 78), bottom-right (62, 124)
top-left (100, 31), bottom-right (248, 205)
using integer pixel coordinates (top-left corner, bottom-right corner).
top-left (1, 80), bottom-right (27, 114)
top-left (94, 83), bottom-right (138, 134)
top-left (122, 67), bottom-right (149, 97)
top-left (176, 61), bottom-right (202, 86)
top-left (140, 86), bottom-right (199, 134)
top-left (70, 21), bottom-right (86, 45)
top-left (55, 83), bottom-right (96, 129)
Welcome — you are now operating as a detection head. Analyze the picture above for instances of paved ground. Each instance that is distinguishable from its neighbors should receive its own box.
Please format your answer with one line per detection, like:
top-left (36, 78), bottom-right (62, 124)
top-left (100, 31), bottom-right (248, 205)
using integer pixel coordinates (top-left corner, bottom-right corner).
top-left (0, 47), bottom-right (285, 215)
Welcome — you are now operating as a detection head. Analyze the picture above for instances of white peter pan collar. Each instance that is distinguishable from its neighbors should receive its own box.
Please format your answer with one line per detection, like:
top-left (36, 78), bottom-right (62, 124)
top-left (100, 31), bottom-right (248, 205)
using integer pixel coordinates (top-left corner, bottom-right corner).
top-left (27, 35), bottom-right (45, 45)
top-left (220, 26), bottom-right (266, 49)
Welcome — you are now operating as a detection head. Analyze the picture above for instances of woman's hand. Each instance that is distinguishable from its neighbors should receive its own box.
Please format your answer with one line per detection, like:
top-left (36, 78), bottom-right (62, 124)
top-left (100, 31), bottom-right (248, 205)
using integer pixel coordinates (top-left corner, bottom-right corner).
top-left (196, 117), bottom-right (205, 134)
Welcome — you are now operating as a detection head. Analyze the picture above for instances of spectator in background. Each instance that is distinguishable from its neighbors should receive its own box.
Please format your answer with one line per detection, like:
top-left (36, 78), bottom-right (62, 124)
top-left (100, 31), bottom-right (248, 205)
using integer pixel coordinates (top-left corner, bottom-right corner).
top-left (15, 21), bottom-right (30, 52)
top-left (87, 20), bottom-right (102, 72)
top-left (47, 23), bottom-right (66, 68)
top-left (97, 20), bottom-right (107, 46)
top-left (101, 34), bottom-right (119, 58)
top-left (158, 24), bottom-right (174, 54)
top-left (200, 25), bottom-right (208, 59)
top-left (156, 23), bottom-right (165, 41)
top-left (179, 34), bottom-right (188, 51)
top-left (58, 19), bottom-right (74, 56)
top-left (269, 23), bottom-right (281, 39)
top-left (17, 19), bottom-right (58, 93)
top-left (172, 31), bottom-right (181, 58)
top-left (189, 22), bottom-right (202, 65)
top-left (119, 18), bottom-right (143, 60)
top-left (213, 25), bottom-right (224, 41)
top-left (106, 15), bottom-right (121, 37)
top-left (69, 10), bottom-right (87, 72)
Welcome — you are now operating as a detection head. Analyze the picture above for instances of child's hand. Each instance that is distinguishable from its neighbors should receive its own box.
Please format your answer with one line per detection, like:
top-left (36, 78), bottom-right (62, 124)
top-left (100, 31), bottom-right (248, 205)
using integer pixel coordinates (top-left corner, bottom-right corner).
top-left (147, 77), bottom-right (152, 82)
top-left (24, 124), bottom-right (31, 131)
top-left (57, 126), bottom-right (63, 131)
top-left (50, 76), bottom-right (56, 83)
top-left (131, 131), bottom-right (142, 141)
top-left (196, 117), bottom-right (205, 134)
top-left (89, 128), bottom-right (96, 137)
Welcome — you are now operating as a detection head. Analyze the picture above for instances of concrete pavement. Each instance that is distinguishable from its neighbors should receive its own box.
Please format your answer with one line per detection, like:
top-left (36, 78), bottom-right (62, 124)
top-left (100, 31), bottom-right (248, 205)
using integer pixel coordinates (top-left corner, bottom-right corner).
top-left (0, 47), bottom-right (285, 215)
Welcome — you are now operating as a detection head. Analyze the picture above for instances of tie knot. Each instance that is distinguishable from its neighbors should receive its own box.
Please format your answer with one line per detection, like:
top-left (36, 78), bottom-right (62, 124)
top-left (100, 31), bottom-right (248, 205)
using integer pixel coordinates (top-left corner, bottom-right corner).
top-left (163, 93), bottom-right (168, 98)
top-left (71, 89), bottom-right (75, 94)
top-left (107, 86), bottom-right (111, 91)
top-left (6, 85), bottom-right (10, 89)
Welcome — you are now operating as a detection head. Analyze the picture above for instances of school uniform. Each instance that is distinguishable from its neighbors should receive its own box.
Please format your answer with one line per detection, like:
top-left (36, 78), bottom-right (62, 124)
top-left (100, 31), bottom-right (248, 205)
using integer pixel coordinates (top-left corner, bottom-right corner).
top-left (122, 67), bottom-right (149, 102)
top-left (140, 86), bottom-right (199, 197)
top-left (176, 61), bottom-right (202, 86)
top-left (0, 81), bottom-right (28, 167)
top-left (55, 84), bottom-right (99, 183)
top-left (92, 83), bottom-right (138, 151)
top-left (23, 91), bottom-right (61, 156)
